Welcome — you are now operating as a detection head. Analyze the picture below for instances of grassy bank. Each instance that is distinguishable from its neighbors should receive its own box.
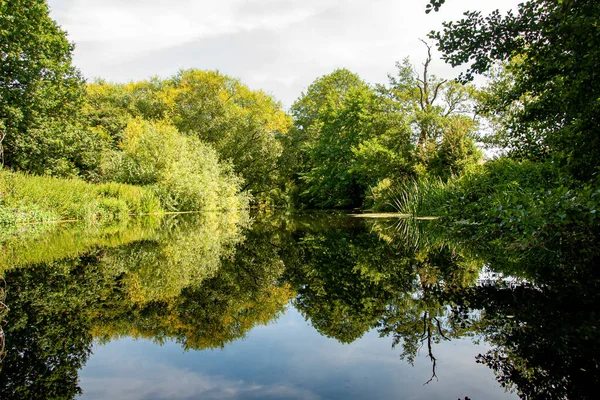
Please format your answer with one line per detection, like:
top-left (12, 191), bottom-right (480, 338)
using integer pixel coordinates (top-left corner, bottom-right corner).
top-left (0, 170), bottom-right (162, 230)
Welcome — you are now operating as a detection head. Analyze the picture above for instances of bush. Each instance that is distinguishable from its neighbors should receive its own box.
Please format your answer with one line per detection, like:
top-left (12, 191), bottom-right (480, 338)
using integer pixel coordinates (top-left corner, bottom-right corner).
top-left (391, 158), bottom-right (600, 275)
top-left (102, 118), bottom-right (248, 211)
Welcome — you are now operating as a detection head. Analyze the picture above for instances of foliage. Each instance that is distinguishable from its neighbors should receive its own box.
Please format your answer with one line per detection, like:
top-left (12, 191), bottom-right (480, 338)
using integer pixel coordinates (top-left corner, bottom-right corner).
top-left (393, 158), bottom-right (600, 278)
top-left (0, 169), bottom-right (162, 226)
top-left (101, 118), bottom-right (247, 211)
top-left (430, 0), bottom-right (600, 181)
top-left (0, 0), bottom-right (87, 176)
top-left (4, 119), bottom-right (105, 179)
top-left (286, 56), bottom-right (483, 209)
top-left (86, 70), bottom-right (291, 204)
top-left (385, 55), bottom-right (482, 180)
top-left (169, 70), bottom-right (291, 201)
top-left (287, 69), bottom-right (414, 208)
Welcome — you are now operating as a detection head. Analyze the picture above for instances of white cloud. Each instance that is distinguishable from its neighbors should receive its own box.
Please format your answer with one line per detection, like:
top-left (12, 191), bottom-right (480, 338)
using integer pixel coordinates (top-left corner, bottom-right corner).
top-left (80, 359), bottom-right (321, 400)
top-left (47, 0), bottom-right (523, 107)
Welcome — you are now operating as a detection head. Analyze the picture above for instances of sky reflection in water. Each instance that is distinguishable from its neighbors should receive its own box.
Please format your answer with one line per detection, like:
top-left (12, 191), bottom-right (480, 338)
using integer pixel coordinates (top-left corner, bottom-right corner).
top-left (79, 307), bottom-right (512, 400)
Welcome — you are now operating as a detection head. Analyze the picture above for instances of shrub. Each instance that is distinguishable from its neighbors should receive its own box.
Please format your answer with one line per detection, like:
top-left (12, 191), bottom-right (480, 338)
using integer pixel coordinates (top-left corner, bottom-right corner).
top-left (102, 118), bottom-right (248, 211)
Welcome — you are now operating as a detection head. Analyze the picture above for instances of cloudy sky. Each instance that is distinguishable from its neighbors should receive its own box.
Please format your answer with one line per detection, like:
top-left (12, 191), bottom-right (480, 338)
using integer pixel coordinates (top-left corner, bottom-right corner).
top-left (47, 0), bottom-right (521, 108)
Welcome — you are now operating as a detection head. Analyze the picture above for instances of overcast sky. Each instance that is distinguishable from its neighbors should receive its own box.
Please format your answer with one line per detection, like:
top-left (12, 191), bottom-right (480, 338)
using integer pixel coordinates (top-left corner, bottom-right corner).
top-left (47, 0), bottom-right (521, 108)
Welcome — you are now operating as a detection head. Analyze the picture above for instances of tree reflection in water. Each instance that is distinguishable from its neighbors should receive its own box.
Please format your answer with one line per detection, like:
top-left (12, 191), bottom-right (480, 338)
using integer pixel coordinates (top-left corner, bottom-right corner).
top-left (0, 212), bottom-right (597, 399)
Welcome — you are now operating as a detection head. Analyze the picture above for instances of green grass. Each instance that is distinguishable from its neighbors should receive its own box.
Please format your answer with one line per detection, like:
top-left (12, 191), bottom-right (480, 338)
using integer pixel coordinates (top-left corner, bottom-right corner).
top-left (0, 170), bottom-right (163, 228)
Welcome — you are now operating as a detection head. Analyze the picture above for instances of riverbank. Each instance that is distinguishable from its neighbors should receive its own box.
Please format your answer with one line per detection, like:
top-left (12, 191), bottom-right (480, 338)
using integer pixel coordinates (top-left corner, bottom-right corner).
top-left (0, 170), bottom-right (162, 233)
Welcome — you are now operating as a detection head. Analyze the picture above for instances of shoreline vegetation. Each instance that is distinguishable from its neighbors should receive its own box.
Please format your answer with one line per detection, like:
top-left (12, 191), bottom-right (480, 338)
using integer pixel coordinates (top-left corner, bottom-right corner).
top-left (0, 170), bottom-right (161, 227)
top-left (1, 0), bottom-right (599, 254)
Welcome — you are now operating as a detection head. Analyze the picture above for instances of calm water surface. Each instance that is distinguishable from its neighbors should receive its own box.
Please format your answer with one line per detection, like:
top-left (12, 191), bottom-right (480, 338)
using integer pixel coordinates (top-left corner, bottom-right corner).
top-left (0, 212), bottom-right (597, 399)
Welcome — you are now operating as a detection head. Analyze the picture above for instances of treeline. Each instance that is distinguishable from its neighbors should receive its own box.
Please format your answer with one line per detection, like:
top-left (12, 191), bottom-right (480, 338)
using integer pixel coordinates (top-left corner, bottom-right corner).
top-left (1, 1), bottom-right (288, 223)
top-left (283, 54), bottom-right (481, 209)
top-left (1, 0), bottom-right (485, 226)
top-left (2, 0), bottom-right (599, 223)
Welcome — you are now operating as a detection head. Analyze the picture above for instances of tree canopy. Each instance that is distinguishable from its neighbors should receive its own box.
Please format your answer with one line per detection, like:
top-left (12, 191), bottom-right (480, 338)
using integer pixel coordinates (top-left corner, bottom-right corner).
top-left (430, 0), bottom-right (600, 180)
top-left (0, 0), bottom-right (86, 174)
top-left (86, 71), bottom-right (291, 204)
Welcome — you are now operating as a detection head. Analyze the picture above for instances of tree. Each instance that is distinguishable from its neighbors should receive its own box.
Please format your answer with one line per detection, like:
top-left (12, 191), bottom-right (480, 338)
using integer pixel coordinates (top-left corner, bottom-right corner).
top-left (288, 69), bottom-right (413, 208)
top-left (429, 0), bottom-right (600, 181)
top-left (86, 71), bottom-right (292, 203)
top-left (0, 0), bottom-right (86, 174)
top-left (384, 44), bottom-right (481, 180)
top-left (168, 70), bottom-right (292, 202)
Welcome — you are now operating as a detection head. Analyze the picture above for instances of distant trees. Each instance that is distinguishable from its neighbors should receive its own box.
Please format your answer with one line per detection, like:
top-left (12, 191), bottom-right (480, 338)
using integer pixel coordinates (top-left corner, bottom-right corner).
top-left (0, 0), bottom-right (290, 210)
top-left (167, 70), bottom-right (291, 201)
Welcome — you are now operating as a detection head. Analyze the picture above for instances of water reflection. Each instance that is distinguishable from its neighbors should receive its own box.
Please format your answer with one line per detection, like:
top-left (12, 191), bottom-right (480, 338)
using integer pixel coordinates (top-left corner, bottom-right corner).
top-left (0, 212), bottom-right (597, 399)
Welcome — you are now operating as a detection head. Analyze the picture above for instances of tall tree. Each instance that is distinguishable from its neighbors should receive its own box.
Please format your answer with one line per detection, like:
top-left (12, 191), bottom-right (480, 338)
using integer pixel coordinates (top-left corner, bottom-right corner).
top-left (288, 69), bottom-right (412, 208)
top-left (429, 0), bottom-right (600, 181)
top-left (0, 0), bottom-right (85, 174)
top-left (385, 43), bottom-right (481, 180)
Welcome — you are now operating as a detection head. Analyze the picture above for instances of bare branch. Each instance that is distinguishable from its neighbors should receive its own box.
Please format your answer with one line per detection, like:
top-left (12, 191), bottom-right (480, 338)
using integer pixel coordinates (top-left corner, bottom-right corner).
top-left (434, 317), bottom-right (450, 340)
top-left (431, 80), bottom-right (447, 104)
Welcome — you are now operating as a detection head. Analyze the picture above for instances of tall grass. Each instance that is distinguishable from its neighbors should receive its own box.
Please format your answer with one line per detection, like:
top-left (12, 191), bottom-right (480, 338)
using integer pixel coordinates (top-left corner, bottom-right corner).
top-left (0, 170), bottom-right (162, 228)
top-left (388, 159), bottom-right (564, 219)
top-left (390, 178), bottom-right (450, 217)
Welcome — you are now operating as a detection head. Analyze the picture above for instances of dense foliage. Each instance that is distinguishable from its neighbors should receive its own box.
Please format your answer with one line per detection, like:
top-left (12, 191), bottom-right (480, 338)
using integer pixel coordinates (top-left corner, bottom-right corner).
top-left (1, 0), bottom-right (488, 219)
top-left (285, 69), bottom-right (414, 208)
top-left (0, 0), bottom-right (100, 177)
top-left (85, 71), bottom-right (291, 205)
top-left (101, 118), bottom-right (247, 211)
top-left (286, 61), bottom-right (482, 209)
top-left (430, 0), bottom-right (600, 181)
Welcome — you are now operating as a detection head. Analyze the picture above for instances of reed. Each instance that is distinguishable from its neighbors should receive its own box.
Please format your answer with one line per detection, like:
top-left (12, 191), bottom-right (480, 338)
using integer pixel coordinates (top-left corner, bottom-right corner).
top-left (0, 170), bottom-right (163, 229)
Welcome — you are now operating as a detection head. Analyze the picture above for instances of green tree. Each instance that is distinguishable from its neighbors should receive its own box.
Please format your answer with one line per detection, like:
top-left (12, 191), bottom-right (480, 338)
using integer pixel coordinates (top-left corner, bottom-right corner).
top-left (288, 69), bottom-right (413, 208)
top-left (430, 0), bottom-right (600, 180)
top-left (0, 0), bottom-right (87, 175)
top-left (167, 70), bottom-right (292, 202)
top-left (86, 71), bottom-right (291, 203)
top-left (385, 45), bottom-right (481, 180)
